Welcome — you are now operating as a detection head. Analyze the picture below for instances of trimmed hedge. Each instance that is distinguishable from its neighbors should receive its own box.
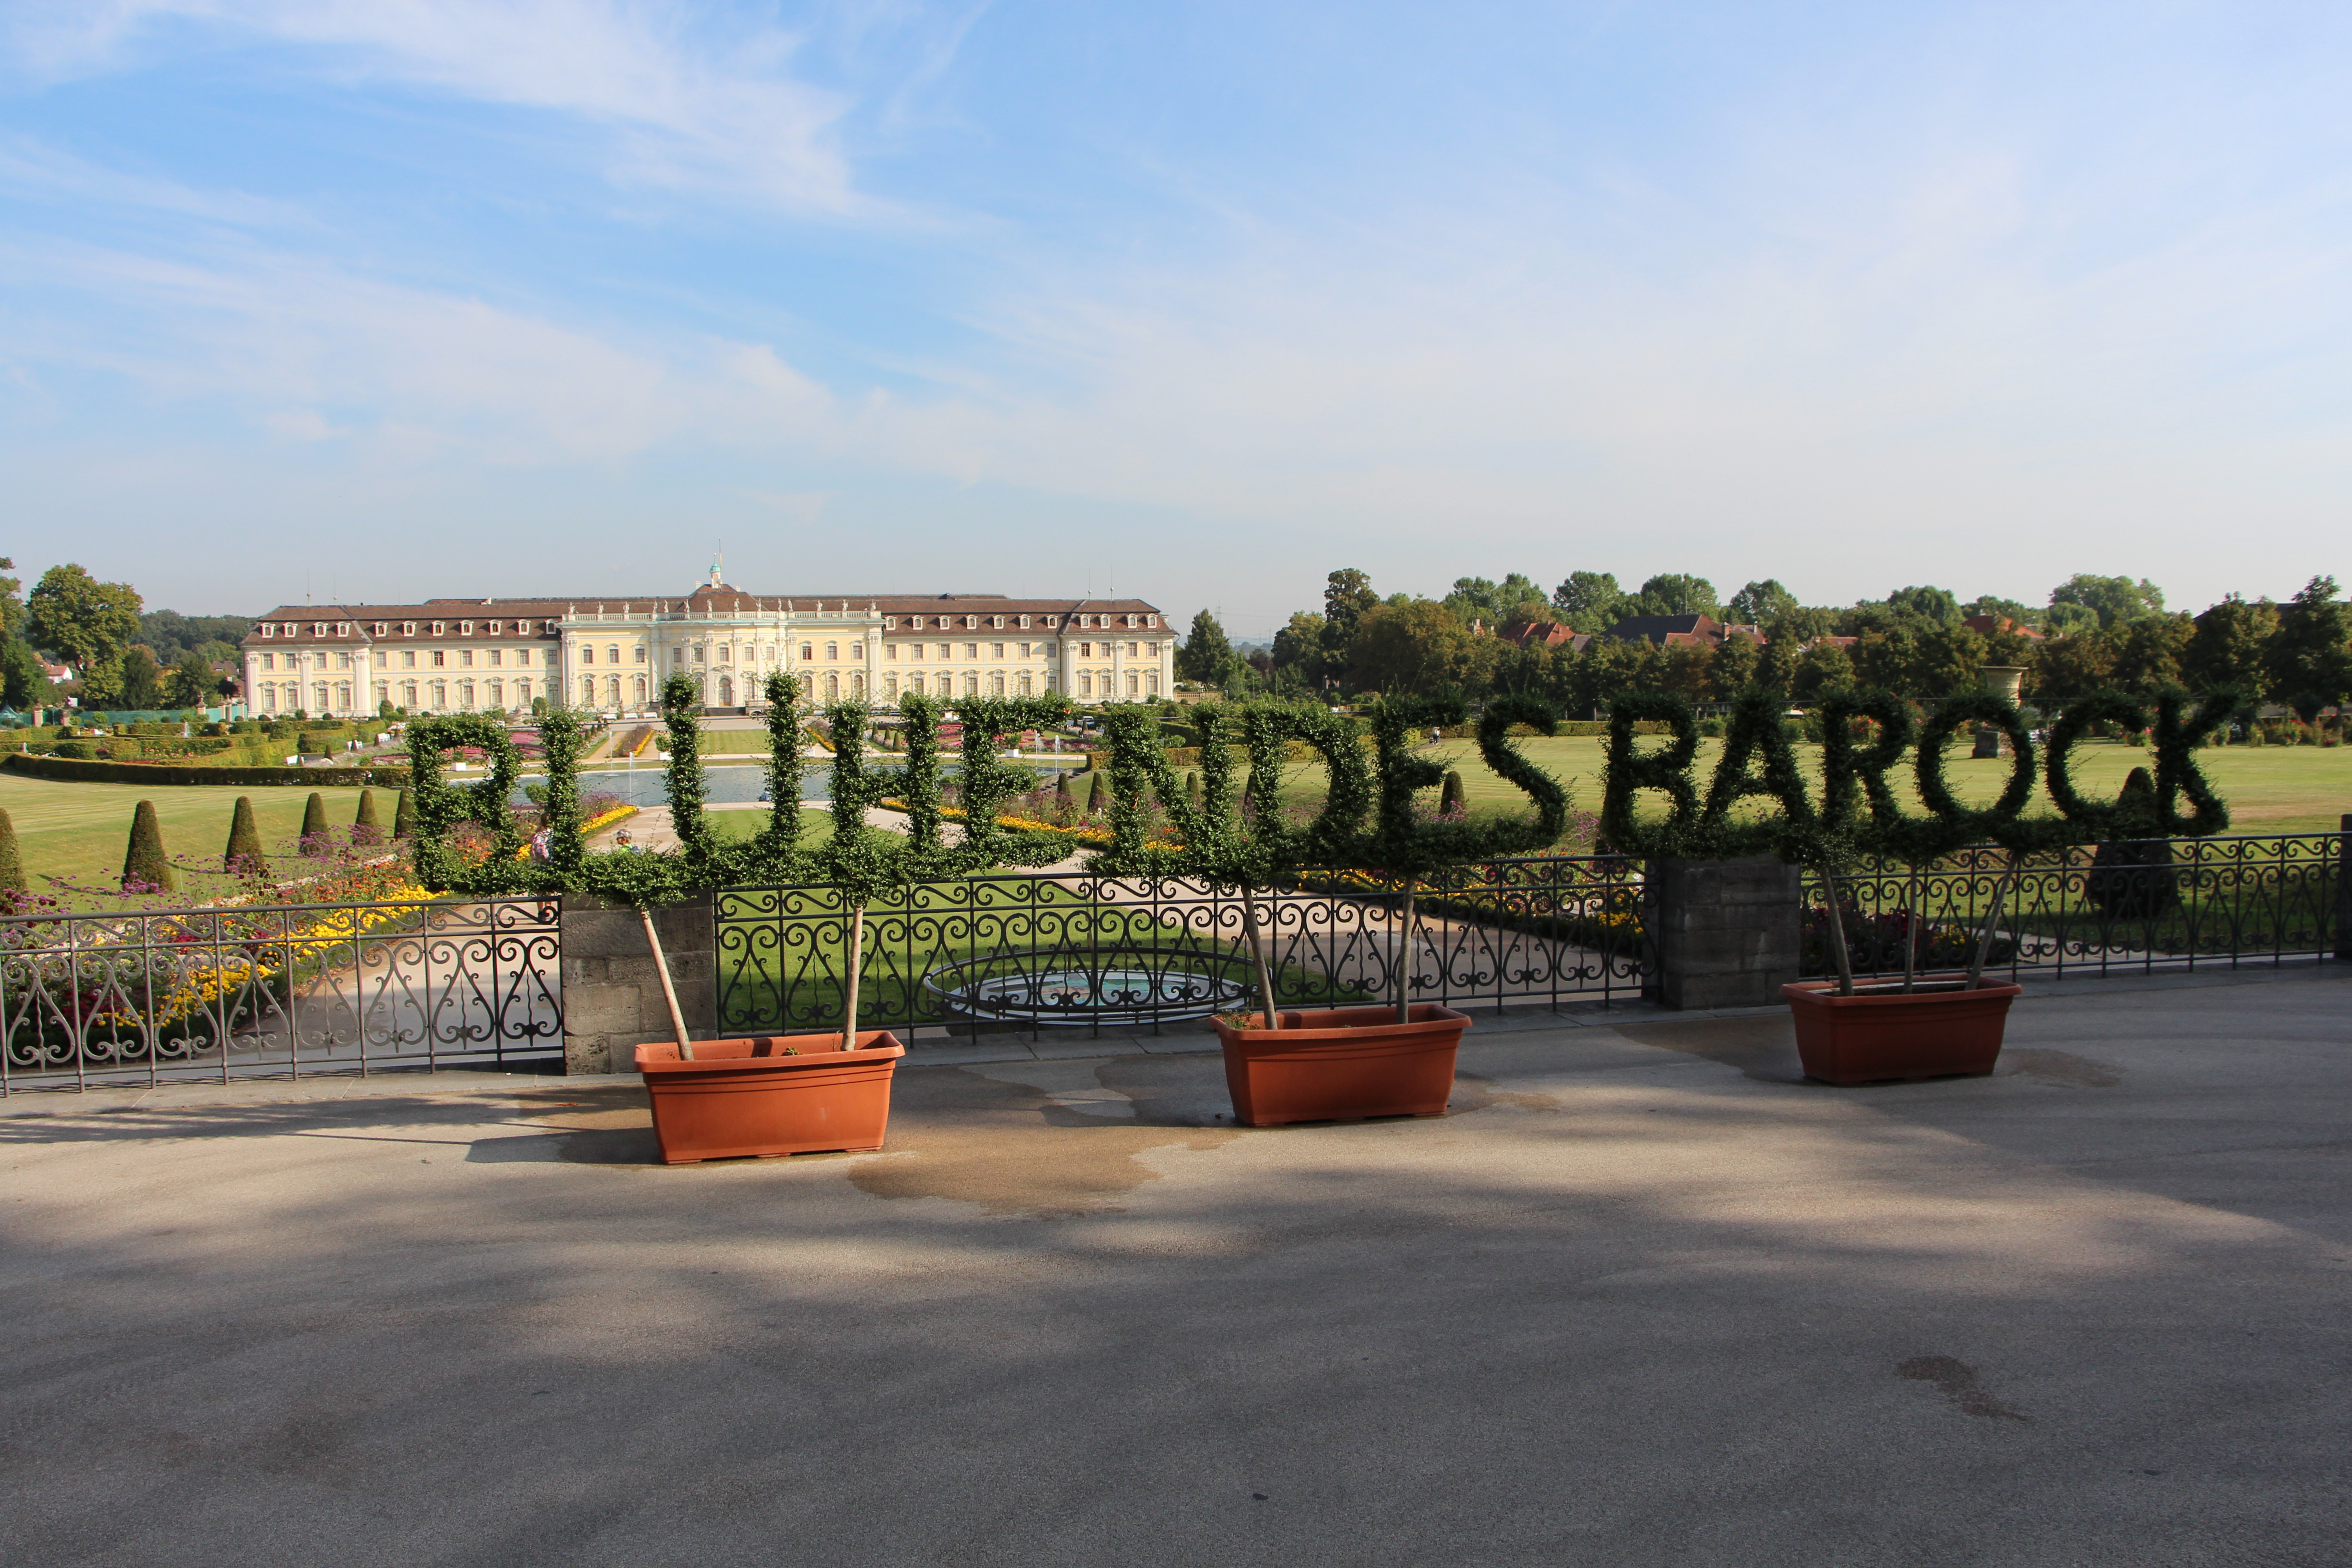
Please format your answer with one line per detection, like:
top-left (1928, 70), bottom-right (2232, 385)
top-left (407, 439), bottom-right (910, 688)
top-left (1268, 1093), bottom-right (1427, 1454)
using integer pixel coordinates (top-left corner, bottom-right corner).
top-left (1, 753), bottom-right (409, 788)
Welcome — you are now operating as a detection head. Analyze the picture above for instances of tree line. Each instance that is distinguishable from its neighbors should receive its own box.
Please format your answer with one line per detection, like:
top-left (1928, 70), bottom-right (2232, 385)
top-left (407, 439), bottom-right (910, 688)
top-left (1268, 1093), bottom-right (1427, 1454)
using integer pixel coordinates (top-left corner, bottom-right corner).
top-left (0, 561), bottom-right (245, 712)
top-left (1175, 568), bottom-right (2352, 720)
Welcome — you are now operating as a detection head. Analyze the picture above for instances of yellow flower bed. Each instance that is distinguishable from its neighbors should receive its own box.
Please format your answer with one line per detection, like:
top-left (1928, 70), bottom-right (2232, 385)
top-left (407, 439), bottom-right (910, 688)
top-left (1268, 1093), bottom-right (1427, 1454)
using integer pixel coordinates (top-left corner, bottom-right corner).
top-left (89, 886), bottom-right (438, 1030)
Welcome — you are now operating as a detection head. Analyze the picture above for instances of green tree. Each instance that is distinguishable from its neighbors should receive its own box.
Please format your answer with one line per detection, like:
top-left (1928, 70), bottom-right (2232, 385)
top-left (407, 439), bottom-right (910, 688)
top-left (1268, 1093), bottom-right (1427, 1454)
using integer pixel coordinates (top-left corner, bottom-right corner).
top-left (122, 799), bottom-right (175, 892)
top-left (1442, 573), bottom-right (1547, 628)
top-left (0, 638), bottom-right (53, 711)
top-left (2266, 575), bottom-right (2352, 720)
top-left (1319, 568), bottom-right (1380, 676)
top-left (1632, 573), bottom-right (1721, 619)
top-left (2109, 612), bottom-right (2195, 691)
top-left (0, 558), bottom-right (24, 639)
top-left (27, 564), bottom-right (141, 701)
top-left (1271, 610), bottom-right (1328, 685)
top-left (1709, 636), bottom-right (1761, 698)
top-left (0, 807), bottom-right (24, 894)
top-left (224, 796), bottom-right (265, 876)
top-left (1551, 571), bottom-right (1628, 632)
top-left (166, 651), bottom-right (217, 708)
top-left (1883, 585), bottom-right (1963, 625)
top-left (2184, 595), bottom-right (2279, 696)
top-left (1347, 599), bottom-right (1475, 696)
top-left (2049, 573), bottom-right (2164, 629)
top-left (1726, 579), bottom-right (1798, 625)
top-left (2032, 627), bottom-right (2119, 696)
top-left (1788, 642), bottom-right (1857, 701)
top-left (118, 645), bottom-right (163, 710)
top-left (392, 789), bottom-right (416, 838)
top-left (1176, 609), bottom-right (1235, 684)
top-left (301, 792), bottom-right (329, 842)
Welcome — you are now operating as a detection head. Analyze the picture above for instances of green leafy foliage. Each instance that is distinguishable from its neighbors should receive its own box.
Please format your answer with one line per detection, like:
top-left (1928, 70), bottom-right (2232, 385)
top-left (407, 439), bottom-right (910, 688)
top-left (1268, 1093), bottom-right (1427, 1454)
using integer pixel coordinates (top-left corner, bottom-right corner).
top-left (121, 799), bottom-right (174, 892)
top-left (225, 796), bottom-right (265, 875)
top-left (0, 807), bottom-right (24, 893)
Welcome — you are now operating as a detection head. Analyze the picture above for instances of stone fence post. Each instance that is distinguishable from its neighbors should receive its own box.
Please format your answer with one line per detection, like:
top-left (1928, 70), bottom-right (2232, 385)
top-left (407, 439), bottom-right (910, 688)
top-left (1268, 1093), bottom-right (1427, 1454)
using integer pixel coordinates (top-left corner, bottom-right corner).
top-left (1643, 856), bottom-right (1804, 1010)
top-left (2337, 814), bottom-right (2351, 962)
top-left (560, 892), bottom-right (717, 1074)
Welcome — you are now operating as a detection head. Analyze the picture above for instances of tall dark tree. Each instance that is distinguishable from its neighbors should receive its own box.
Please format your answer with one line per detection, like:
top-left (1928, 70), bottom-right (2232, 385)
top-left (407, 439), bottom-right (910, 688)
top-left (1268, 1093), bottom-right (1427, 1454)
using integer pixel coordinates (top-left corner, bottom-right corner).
top-left (392, 789), bottom-right (416, 838)
top-left (2184, 595), bottom-right (2279, 697)
top-left (301, 792), bottom-right (329, 843)
top-left (1176, 609), bottom-right (1235, 684)
top-left (1631, 573), bottom-right (1721, 619)
top-left (1883, 585), bottom-right (1964, 625)
top-left (2267, 576), bottom-right (2352, 720)
top-left (118, 646), bottom-right (163, 710)
top-left (353, 788), bottom-right (384, 843)
top-left (1726, 579), bottom-right (1799, 625)
top-left (1319, 569), bottom-right (1380, 676)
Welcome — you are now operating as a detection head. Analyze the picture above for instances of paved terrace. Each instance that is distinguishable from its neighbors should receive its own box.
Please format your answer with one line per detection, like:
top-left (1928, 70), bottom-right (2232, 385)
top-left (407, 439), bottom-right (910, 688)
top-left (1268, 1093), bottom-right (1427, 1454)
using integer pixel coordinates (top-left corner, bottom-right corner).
top-left (3, 967), bottom-right (2347, 1566)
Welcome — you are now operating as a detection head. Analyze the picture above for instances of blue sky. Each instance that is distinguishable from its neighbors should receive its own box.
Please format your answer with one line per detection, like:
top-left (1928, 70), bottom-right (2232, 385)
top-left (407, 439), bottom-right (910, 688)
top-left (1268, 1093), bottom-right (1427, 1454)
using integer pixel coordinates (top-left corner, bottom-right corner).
top-left (3, 2), bottom-right (2348, 636)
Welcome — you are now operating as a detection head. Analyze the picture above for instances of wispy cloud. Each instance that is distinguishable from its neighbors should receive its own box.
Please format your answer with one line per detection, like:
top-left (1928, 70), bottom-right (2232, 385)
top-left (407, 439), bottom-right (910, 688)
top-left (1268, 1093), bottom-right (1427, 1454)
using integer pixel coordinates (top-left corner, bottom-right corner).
top-left (4, 1), bottom-right (870, 212)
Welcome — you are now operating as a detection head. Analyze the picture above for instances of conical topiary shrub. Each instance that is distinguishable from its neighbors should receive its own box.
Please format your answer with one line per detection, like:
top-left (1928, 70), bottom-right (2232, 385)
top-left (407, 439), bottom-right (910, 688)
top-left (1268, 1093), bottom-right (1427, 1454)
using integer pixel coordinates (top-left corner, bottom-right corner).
top-left (123, 799), bottom-right (176, 892)
top-left (1439, 769), bottom-right (1465, 818)
top-left (0, 807), bottom-right (24, 894)
top-left (300, 791), bottom-right (328, 845)
top-left (1054, 769), bottom-right (1075, 823)
top-left (224, 796), bottom-right (265, 877)
top-left (1086, 770), bottom-right (1107, 817)
top-left (392, 788), bottom-right (416, 838)
top-left (1186, 771), bottom-right (1202, 810)
top-left (353, 787), bottom-right (383, 844)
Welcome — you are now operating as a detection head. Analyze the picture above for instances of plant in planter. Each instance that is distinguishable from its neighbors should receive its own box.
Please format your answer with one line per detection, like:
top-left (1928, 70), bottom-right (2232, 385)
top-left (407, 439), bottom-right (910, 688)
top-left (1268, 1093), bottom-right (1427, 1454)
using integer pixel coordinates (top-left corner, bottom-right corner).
top-left (1093, 694), bottom-right (1565, 1125)
top-left (1596, 684), bottom-right (2237, 1084)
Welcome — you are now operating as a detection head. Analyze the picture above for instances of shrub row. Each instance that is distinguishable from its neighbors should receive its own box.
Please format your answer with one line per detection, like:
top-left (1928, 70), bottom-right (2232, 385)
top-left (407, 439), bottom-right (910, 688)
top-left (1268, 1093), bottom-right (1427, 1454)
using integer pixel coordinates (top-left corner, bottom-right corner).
top-left (0, 753), bottom-right (410, 788)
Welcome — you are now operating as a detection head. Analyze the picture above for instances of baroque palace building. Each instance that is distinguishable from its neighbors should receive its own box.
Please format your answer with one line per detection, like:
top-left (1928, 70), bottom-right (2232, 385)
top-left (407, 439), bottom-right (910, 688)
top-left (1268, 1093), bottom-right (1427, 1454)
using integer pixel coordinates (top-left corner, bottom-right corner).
top-left (240, 566), bottom-right (1174, 719)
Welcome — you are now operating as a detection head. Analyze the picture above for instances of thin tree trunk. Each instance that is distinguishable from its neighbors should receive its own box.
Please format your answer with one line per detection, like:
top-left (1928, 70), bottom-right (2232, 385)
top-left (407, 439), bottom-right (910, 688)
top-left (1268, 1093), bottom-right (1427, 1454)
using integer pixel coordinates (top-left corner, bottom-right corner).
top-left (1242, 890), bottom-right (1279, 1032)
top-left (1396, 881), bottom-right (1418, 1024)
top-left (1966, 851), bottom-right (2024, 990)
top-left (1818, 867), bottom-right (1857, 997)
top-left (640, 907), bottom-right (692, 1059)
top-left (841, 903), bottom-right (866, 1050)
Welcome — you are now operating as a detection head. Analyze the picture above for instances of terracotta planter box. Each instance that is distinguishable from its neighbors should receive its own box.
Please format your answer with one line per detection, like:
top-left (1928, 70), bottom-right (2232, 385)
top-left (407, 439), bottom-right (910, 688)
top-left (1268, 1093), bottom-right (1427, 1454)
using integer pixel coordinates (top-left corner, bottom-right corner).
top-left (1212, 1004), bottom-right (1472, 1127)
top-left (634, 1032), bottom-right (905, 1164)
top-left (1780, 976), bottom-right (2023, 1086)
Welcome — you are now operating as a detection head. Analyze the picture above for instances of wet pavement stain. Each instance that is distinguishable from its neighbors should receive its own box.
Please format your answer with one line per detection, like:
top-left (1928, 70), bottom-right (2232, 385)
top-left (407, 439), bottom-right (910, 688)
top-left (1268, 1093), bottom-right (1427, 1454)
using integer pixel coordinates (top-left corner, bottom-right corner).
top-left (848, 1066), bottom-right (1240, 1216)
top-left (1610, 1016), bottom-right (1805, 1083)
top-left (1898, 1355), bottom-right (2030, 1421)
top-left (1999, 1049), bottom-right (2123, 1088)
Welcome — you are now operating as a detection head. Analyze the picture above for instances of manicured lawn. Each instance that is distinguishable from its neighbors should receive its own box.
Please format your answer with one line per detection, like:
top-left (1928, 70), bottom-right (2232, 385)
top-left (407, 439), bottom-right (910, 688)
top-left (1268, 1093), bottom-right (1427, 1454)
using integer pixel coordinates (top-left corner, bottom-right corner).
top-left (1230, 736), bottom-right (2352, 839)
top-left (0, 773), bottom-right (394, 909)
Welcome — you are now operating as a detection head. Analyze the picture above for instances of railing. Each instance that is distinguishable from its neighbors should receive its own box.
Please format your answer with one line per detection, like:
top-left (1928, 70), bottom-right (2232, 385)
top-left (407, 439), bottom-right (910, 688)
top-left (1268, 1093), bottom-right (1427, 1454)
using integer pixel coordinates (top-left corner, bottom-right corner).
top-left (0, 895), bottom-right (564, 1093)
top-left (715, 853), bottom-right (1650, 1040)
top-left (1799, 831), bottom-right (2343, 982)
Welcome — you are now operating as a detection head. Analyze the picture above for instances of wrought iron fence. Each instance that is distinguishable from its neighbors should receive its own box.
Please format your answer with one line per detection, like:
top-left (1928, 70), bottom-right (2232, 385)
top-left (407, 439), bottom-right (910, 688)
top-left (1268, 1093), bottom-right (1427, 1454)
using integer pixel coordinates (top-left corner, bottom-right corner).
top-left (716, 852), bottom-right (1651, 1040)
top-left (1799, 831), bottom-right (2344, 982)
top-left (0, 895), bottom-right (564, 1093)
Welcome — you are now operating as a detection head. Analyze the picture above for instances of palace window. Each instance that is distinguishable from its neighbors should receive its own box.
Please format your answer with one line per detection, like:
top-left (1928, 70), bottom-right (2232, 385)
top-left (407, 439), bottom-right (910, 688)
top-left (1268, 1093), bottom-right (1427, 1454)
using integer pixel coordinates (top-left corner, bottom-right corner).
top-left (991, 615), bottom-right (1004, 629)
top-left (885, 674), bottom-right (899, 697)
top-left (801, 643), bottom-right (814, 661)
top-left (886, 643), bottom-right (898, 660)
top-left (261, 625), bottom-right (274, 637)
top-left (990, 672), bottom-right (1005, 696)
top-left (694, 645), bottom-right (707, 663)
top-left (431, 622), bottom-right (445, 637)
top-left (826, 642), bottom-right (838, 661)
top-left (1128, 672), bottom-right (1141, 696)
top-left (673, 648), bottom-right (684, 665)
top-left (490, 650), bottom-right (504, 667)
top-left (401, 651), bottom-right (415, 668)
top-left (487, 622), bottom-right (502, 635)
top-left (1019, 672), bottom-right (1032, 696)
top-left (460, 651), bottom-right (474, 668)
top-left (634, 646), bottom-right (646, 662)
top-left (401, 681), bottom-right (417, 707)
top-left (1079, 672), bottom-right (1093, 696)
top-left (517, 650), bottom-right (531, 666)
top-left (403, 622), bottom-right (416, 636)
top-left (1019, 615), bottom-right (1031, 629)
top-left (1019, 642), bottom-right (1030, 659)
top-left (936, 644), bottom-right (950, 661)
top-left (488, 680), bottom-right (503, 706)
top-left (964, 671), bottom-right (979, 696)
top-left (1045, 616), bottom-right (1058, 628)
top-left (965, 615), bottom-right (978, 629)
top-left (633, 675), bottom-right (647, 701)
top-left (884, 617), bottom-right (897, 630)
top-left (261, 652), bottom-right (275, 671)
top-left (373, 652), bottom-right (387, 668)
top-left (826, 673), bottom-right (840, 700)
top-left (373, 622), bottom-right (387, 636)
top-left (1079, 642), bottom-right (1092, 658)
top-left (1127, 642), bottom-right (1138, 657)
top-left (431, 651), bottom-right (445, 667)
top-left (607, 646), bottom-right (619, 664)
top-left (460, 622), bottom-right (474, 635)
top-left (720, 645), bottom-right (733, 664)
top-left (516, 679), bottom-right (531, 705)
top-left (581, 646), bottom-right (594, 665)
top-left (850, 641), bottom-right (863, 659)
top-left (991, 643), bottom-right (1004, 659)
top-left (458, 681), bottom-right (475, 709)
